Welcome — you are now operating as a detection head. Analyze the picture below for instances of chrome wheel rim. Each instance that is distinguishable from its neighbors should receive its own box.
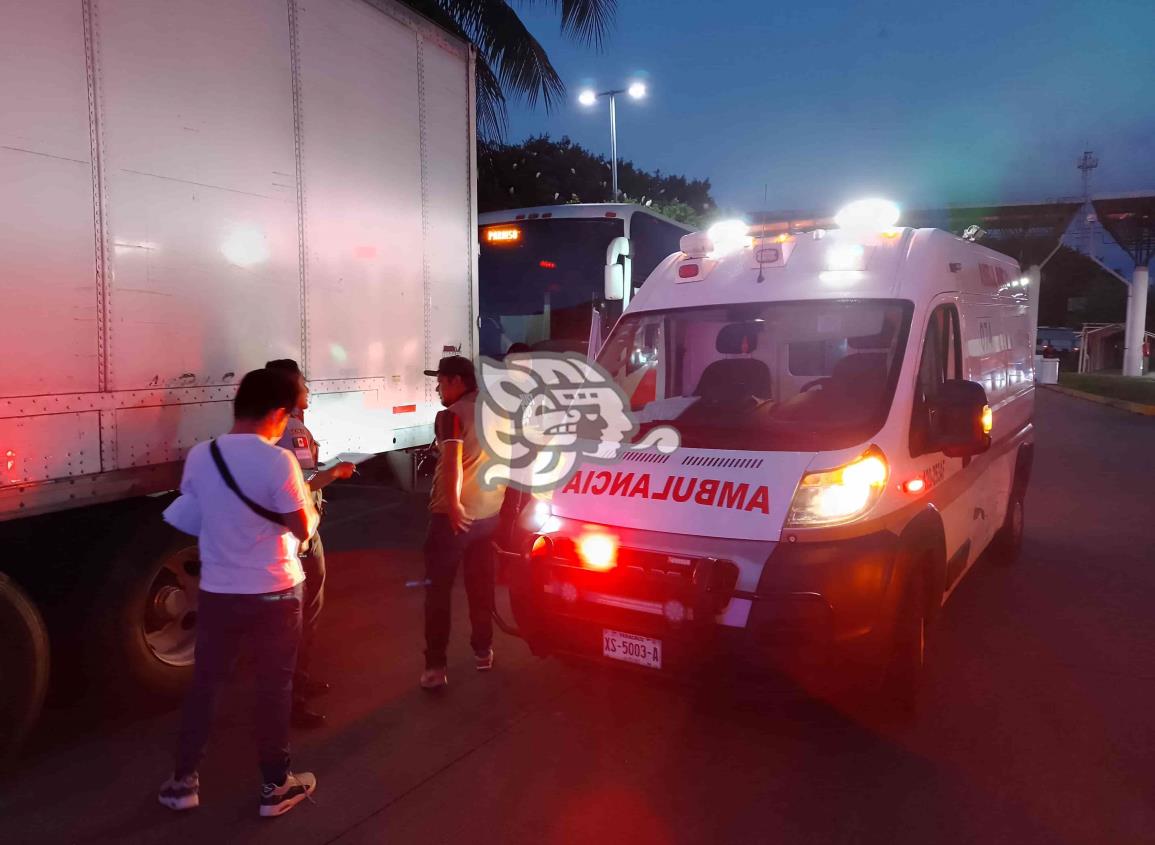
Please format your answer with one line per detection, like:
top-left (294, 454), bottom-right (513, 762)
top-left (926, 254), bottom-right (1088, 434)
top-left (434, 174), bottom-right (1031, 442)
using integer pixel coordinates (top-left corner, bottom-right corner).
top-left (143, 546), bottom-right (200, 667)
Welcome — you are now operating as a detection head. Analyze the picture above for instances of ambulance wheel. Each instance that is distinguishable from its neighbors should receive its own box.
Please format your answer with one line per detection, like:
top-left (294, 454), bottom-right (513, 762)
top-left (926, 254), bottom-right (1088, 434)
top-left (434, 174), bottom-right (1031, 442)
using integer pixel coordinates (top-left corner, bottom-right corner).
top-left (0, 574), bottom-right (50, 761)
top-left (991, 487), bottom-right (1025, 567)
top-left (876, 564), bottom-right (928, 720)
top-left (88, 525), bottom-right (200, 704)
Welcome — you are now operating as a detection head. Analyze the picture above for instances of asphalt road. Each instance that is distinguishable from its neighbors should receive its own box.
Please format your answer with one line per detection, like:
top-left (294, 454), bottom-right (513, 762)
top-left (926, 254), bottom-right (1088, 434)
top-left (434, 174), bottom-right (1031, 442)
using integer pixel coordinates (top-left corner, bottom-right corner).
top-left (4, 388), bottom-right (1154, 844)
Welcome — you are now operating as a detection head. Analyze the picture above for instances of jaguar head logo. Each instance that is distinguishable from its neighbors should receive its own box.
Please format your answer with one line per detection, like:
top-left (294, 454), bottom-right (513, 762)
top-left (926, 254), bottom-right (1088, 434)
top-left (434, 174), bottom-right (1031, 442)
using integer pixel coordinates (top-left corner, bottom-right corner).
top-left (477, 353), bottom-right (678, 493)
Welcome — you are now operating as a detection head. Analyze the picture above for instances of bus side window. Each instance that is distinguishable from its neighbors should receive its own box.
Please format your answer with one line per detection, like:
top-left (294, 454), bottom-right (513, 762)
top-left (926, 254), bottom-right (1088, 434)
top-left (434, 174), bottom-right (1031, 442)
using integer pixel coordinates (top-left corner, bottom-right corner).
top-left (910, 304), bottom-right (962, 457)
top-left (630, 212), bottom-right (689, 287)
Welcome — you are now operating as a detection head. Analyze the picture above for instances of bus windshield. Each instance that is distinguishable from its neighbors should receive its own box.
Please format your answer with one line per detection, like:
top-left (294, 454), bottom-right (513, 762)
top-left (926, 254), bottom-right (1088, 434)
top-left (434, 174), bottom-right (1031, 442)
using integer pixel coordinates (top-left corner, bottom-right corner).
top-left (479, 217), bottom-right (624, 358)
top-left (597, 299), bottom-right (913, 452)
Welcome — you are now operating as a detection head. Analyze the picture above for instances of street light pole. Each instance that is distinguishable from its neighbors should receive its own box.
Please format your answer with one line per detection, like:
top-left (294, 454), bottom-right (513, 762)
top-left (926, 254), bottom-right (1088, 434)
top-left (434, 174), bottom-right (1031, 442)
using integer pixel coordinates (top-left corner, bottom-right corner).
top-left (578, 82), bottom-right (646, 204)
top-left (608, 91), bottom-right (618, 201)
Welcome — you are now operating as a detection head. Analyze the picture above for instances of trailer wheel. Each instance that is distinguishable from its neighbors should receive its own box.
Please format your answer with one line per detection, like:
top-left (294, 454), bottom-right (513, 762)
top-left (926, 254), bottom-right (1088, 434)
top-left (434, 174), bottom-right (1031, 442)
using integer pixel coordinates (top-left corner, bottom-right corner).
top-left (0, 574), bottom-right (50, 760)
top-left (90, 528), bottom-right (200, 703)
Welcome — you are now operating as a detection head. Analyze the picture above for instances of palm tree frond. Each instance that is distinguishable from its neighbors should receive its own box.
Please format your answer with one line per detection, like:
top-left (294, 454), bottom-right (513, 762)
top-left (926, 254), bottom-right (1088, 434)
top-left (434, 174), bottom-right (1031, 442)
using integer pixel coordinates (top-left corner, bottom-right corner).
top-left (448, 1), bottom-right (566, 112)
top-left (557, 0), bottom-right (616, 49)
top-left (512, 0), bottom-right (616, 49)
top-left (395, 0), bottom-right (508, 138)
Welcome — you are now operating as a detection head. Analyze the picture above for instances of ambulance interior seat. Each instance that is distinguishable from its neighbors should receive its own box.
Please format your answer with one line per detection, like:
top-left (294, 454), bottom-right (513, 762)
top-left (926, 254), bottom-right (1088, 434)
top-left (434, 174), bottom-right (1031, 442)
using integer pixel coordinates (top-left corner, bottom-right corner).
top-left (682, 323), bottom-right (772, 420)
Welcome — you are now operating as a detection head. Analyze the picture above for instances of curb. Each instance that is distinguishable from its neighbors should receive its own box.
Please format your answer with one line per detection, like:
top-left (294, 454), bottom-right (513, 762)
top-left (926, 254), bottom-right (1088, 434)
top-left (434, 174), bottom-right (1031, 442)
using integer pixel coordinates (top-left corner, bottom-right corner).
top-left (1043, 384), bottom-right (1155, 417)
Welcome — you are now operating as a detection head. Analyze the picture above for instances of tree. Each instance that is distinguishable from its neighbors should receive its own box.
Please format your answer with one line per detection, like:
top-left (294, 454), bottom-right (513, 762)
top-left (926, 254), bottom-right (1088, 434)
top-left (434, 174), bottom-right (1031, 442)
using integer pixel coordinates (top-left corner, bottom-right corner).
top-left (399, 0), bottom-right (616, 139)
top-left (478, 135), bottom-right (715, 225)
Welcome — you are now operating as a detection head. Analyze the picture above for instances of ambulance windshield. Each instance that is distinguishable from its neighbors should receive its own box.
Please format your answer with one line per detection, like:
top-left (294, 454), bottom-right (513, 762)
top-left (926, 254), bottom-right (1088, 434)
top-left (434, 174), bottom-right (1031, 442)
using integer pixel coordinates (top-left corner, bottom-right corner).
top-left (598, 299), bottom-right (913, 452)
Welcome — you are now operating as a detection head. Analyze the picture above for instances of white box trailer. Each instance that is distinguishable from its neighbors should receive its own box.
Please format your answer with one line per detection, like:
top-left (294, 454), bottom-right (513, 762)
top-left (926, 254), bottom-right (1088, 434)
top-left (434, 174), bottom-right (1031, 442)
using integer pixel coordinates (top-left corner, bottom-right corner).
top-left (0, 0), bottom-right (477, 755)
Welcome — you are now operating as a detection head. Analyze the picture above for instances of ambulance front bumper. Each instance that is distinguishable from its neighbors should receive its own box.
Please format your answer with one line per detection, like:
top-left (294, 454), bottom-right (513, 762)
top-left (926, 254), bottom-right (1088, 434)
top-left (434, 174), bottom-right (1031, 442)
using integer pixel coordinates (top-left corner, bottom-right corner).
top-left (499, 527), bottom-right (899, 674)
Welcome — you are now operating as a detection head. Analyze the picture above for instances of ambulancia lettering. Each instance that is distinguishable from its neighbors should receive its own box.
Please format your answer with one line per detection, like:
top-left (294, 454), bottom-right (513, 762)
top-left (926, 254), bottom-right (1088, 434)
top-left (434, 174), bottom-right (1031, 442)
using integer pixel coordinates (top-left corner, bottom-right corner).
top-left (560, 470), bottom-right (771, 515)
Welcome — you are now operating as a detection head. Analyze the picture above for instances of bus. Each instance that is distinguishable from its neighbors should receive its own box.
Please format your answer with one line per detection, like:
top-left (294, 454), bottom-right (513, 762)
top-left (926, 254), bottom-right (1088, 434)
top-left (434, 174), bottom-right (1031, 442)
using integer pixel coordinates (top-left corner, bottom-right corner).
top-left (478, 204), bottom-right (692, 358)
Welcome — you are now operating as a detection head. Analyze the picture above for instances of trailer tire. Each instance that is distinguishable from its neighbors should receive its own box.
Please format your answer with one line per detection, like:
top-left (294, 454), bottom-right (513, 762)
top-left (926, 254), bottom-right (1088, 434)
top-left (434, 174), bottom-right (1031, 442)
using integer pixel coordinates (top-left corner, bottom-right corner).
top-left (0, 574), bottom-right (50, 760)
top-left (88, 526), bottom-right (200, 705)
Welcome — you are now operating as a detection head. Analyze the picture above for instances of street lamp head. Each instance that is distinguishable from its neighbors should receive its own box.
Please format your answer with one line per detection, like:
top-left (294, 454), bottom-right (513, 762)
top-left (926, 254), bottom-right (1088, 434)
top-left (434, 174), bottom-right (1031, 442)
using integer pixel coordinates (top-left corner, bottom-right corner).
top-left (627, 82), bottom-right (647, 100)
top-left (578, 89), bottom-right (597, 107)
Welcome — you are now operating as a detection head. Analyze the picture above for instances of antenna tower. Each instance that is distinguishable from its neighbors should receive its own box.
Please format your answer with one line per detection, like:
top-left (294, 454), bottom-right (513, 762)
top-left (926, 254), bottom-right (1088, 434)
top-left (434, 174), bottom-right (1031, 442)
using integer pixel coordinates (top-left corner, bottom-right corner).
top-left (1076, 149), bottom-right (1099, 254)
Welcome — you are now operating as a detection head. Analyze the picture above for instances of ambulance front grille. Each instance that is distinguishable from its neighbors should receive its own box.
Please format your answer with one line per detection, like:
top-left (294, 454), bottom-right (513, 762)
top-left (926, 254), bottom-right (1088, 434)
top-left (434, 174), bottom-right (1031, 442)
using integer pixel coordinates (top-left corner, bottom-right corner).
top-left (621, 451), bottom-right (671, 464)
top-left (681, 455), bottom-right (764, 470)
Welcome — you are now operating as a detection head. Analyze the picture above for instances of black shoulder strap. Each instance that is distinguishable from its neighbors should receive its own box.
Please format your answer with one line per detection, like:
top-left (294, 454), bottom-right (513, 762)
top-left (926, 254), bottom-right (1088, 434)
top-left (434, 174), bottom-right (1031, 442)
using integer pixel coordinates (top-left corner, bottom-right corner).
top-left (209, 439), bottom-right (286, 526)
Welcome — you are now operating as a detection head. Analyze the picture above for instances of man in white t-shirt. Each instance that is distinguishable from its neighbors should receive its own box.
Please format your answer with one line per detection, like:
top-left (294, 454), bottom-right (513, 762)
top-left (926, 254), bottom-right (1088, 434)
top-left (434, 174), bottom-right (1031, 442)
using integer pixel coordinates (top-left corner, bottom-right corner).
top-left (158, 368), bottom-right (321, 818)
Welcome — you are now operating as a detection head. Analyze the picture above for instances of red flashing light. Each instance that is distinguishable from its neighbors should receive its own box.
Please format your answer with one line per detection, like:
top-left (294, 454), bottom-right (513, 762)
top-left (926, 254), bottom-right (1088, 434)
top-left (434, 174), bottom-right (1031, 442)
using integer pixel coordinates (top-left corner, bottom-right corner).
top-left (678, 263), bottom-right (699, 278)
top-left (605, 212), bottom-right (618, 218)
top-left (531, 535), bottom-right (553, 559)
top-left (902, 478), bottom-right (926, 494)
top-left (539, 260), bottom-right (557, 269)
top-left (578, 533), bottom-right (617, 570)
top-left (392, 404), bottom-right (416, 414)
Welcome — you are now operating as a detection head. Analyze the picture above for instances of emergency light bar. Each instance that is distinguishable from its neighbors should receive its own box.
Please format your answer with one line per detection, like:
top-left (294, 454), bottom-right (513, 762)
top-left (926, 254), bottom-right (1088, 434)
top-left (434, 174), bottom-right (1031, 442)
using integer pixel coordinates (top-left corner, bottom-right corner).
top-left (833, 199), bottom-right (900, 233)
top-left (678, 219), bottom-right (751, 260)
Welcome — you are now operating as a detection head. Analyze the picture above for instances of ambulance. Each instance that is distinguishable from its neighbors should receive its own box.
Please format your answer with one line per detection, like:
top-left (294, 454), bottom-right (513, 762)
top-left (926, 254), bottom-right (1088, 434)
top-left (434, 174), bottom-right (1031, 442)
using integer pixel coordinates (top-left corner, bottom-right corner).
top-left (502, 199), bottom-right (1035, 710)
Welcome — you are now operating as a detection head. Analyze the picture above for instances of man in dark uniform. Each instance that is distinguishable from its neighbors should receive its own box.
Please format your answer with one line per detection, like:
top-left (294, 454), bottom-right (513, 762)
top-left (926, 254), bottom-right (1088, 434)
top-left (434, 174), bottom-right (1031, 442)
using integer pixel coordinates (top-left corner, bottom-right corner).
top-left (265, 359), bottom-right (355, 728)
top-left (419, 356), bottom-right (506, 690)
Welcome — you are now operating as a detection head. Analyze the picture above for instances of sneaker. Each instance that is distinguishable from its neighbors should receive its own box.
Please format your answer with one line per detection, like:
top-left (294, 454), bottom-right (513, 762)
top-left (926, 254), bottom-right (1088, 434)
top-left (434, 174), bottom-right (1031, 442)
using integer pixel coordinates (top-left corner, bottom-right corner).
top-left (475, 649), bottom-right (495, 671)
top-left (158, 772), bottom-right (200, 811)
top-left (420, 667), bottom-right (448, 690)
top-left (259, 772), bottom-right (317, 818)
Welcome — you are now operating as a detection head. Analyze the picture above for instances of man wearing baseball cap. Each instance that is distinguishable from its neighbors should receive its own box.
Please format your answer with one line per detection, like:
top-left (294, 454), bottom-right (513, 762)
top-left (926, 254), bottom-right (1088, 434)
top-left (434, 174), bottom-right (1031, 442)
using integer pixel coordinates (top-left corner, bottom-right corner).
top-left (419, 356), bottom-right (505, 689)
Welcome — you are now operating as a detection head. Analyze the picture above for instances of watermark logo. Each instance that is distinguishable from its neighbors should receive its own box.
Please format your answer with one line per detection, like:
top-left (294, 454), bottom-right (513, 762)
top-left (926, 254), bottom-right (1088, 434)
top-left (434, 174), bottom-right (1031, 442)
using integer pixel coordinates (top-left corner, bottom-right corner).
top-left (477, 352), bottom-right (679, 493)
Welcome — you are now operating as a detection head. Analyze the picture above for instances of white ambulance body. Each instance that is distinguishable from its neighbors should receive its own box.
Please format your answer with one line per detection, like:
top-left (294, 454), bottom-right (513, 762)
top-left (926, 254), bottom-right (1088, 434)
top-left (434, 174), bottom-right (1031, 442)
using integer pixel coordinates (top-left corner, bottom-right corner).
top-left (509, 201), bottom-right (1034, 701)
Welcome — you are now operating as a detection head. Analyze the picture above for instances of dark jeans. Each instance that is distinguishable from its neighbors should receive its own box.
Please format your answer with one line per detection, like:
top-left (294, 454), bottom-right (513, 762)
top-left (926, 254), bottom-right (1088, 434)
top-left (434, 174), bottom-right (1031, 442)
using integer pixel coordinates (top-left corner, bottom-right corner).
top-left (175, 585), bottom-right (302, 786)
top-left (294, 533), bottom-right (325, 693)
top-left (424, 514), bottom-right (498, 669)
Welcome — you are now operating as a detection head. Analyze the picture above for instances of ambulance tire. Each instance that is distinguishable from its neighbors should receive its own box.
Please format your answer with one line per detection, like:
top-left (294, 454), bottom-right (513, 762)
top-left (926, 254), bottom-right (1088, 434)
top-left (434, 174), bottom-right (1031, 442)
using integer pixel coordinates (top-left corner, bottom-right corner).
top-left (0, 574), bottom-right (50, 762)
top-left (87, 521), bottom-right (199, 707)
top-left (876, 561), bottom-right (929, 721)
top-left (991, 456), bottom-right (1029, 567)
top-left (990, 489), bottom-right (1025, 567)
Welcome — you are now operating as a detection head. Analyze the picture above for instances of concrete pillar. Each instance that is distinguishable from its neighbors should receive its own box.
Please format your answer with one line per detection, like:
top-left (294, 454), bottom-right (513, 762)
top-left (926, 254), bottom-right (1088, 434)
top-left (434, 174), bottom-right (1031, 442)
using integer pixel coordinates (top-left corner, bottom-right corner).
top-left (1123, 266), bottom-right (1149, 376)
top-left (1026, 264), bottom-right (1042, 378)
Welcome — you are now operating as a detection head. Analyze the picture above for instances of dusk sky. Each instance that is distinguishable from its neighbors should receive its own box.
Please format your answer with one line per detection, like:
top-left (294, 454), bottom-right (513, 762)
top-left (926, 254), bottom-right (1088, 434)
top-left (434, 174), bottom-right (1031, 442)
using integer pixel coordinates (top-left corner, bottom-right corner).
top-left (504, 0), bottom-right (1155, 214)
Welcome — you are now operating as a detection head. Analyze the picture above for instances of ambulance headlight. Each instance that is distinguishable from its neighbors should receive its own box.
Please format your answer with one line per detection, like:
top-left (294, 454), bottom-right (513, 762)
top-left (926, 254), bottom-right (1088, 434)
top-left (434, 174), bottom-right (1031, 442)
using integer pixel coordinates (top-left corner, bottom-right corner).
top-left (786, 449), bottom-right (889, 528)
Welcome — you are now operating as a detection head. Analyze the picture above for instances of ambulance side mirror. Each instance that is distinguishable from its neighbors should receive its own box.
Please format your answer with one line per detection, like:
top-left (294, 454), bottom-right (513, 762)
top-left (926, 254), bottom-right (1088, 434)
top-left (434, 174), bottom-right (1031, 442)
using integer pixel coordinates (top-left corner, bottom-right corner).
top-left (604, 236), bottom-right (631, 302)
top-left (927, 380), bottom-right (992, 458)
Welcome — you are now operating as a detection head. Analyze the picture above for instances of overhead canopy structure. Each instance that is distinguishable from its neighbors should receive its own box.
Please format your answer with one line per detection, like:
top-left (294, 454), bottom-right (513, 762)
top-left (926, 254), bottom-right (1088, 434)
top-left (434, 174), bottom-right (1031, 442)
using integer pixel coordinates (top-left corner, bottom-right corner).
top-left (748, 200), bottom-right (1085, 272)
top-left (902, 201), bottom-right (1083, 242)
top-left (1092, 195), bottom-right (1155, 266)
